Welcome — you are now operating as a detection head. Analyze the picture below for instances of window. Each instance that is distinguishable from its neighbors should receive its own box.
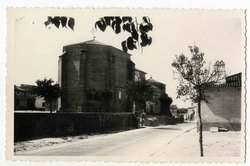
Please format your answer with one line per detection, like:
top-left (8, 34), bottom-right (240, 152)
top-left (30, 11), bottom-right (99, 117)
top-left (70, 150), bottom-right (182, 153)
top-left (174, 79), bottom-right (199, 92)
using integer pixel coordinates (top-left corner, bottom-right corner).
top-left (119, 91), bottom-right (122, 99)
top-left (42, 102), bottom-right (45, 107)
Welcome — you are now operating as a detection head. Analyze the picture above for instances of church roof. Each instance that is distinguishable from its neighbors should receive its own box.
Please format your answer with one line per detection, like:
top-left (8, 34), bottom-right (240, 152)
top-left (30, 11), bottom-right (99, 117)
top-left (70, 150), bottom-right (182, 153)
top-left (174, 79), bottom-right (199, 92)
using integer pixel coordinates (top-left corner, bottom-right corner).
top-left (80, 39), bottom-right (108, 46)
top-left (64, 39), bottom-right (109, 47)
top-left (170, 105), bottom-right (178, 109)
top-left (151, 84), bottom-right (162, 94)
top-left (63, 39), bottom-right (131, 56)
top-left (147, 77), bottom-right (164, 85)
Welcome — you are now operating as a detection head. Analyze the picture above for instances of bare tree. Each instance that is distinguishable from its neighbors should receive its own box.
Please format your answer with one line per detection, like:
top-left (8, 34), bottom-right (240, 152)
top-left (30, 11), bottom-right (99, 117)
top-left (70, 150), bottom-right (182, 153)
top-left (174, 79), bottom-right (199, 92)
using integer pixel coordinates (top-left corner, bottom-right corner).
top-left (171, 45), bottom-right (225, 157)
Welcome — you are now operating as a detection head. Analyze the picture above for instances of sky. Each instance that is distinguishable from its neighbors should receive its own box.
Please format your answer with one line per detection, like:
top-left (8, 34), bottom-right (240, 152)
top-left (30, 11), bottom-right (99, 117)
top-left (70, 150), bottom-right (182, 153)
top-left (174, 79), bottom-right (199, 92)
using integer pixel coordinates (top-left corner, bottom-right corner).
top-left (7, 8), bottom-right (245, 108)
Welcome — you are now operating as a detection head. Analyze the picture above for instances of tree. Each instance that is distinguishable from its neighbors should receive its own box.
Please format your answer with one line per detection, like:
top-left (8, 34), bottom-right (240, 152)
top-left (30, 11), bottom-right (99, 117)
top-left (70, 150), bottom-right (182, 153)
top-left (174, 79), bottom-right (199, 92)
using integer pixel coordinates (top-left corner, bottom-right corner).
top-left (95, 16), bottom-right (153, 53)
top-left (159, 92), bottom-right (173, 116)
top-left (33, 78), bottom-right (60, 113)
top-left (124, 80), bottom-right (154, 127)
top-left (171, 45), bottom-right (225, 157)
top-left (124, 80), bottom-right (153, 118)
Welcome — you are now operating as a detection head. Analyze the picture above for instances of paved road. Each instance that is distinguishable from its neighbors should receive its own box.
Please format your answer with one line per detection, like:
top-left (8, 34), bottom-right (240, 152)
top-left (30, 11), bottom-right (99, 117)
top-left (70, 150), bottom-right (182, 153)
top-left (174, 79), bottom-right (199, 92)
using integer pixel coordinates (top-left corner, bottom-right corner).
top-left (16, 122), bottom-right (196, 156)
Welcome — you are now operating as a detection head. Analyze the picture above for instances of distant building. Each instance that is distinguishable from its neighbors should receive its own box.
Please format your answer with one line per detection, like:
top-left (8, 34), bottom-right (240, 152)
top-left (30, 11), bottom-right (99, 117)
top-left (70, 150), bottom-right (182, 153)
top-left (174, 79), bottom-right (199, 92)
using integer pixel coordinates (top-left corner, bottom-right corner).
top-left (226, 72), bottom-right (242, 87)
top-left (214, 60), bottom-right (226, 85)
top-left (170, 104), bottom-right (178, 117)
top-left (135, 68), bottom-right (146, 81)
top-left (146, 77), bottom-right (172, 115)
top-left (187, 106), bottom-right (195, 113)
top-left (58, 40), bottom-right (135, 112)
top-left (198, 72), bottom-right (242, 131)
top-left (147, 77), bottom-right (166, 92)
top-left (14, 84), bottom-right (45, 110)
top-left (132, 69), bottom-right (173, 115)
top-left (177, 108), bottom-right (188, 114)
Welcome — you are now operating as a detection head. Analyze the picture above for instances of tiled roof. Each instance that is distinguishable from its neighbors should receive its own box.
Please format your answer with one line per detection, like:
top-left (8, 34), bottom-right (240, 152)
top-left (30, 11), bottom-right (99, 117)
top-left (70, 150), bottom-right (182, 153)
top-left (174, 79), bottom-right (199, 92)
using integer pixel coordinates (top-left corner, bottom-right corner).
top-left (170, 105), bottom-right (178, 109)
top-left (135, 68), bottom-right (147, 74)
top-left (15, 84), bottom-right (36, 91)
top-left (151, 84), bottom-right (161, 93)
top-left (14, 85), bottom-right (25, 91)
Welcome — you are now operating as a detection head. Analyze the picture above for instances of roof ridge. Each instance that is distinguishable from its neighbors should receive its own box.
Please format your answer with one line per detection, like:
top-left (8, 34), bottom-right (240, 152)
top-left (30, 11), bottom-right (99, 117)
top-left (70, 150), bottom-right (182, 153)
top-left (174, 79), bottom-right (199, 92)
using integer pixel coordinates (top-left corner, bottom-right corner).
top-left (63, 39), bottom-right (132, 56)
top-left (147, 77), bottom-right (162, 84)
top-left (64, 39), bottom-right (109, 47)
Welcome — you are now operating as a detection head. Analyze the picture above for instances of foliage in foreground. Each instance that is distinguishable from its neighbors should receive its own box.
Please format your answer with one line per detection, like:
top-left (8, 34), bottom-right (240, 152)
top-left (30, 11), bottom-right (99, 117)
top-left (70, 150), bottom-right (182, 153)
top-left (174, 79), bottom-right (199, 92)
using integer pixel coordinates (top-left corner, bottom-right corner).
top-left (95, 16), bottom-right (153, 53)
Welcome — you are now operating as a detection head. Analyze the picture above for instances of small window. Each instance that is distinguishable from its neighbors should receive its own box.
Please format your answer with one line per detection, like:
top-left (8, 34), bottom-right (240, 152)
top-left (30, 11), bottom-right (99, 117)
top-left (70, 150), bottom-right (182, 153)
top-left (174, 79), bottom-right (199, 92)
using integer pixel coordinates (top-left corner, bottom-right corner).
top-left (42, 102), bottom-right (45, 107)
top-left (119, 91), bottom-right (121, 99)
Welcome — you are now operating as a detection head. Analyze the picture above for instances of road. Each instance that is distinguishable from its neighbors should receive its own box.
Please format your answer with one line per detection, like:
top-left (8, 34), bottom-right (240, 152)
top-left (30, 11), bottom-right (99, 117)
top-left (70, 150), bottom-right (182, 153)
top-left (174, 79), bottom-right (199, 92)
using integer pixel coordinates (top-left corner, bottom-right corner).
top-left (15, 122), bottom-right (196, 156)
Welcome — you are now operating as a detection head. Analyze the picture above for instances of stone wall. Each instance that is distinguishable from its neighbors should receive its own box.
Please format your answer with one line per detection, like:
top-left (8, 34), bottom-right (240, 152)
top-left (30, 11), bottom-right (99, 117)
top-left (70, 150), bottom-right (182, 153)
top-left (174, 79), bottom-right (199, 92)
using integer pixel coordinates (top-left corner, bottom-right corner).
top-left (144, 115), bottom-right (184, 126)
top-left (199, 87), bottom-right (242, 131)
top-left (14, 112), bottom-right (136, 142)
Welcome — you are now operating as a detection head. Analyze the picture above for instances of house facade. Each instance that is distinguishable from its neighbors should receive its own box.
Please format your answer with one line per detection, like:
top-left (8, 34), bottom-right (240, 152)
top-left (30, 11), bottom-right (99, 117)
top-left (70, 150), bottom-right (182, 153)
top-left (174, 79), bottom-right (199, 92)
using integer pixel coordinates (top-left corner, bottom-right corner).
top-left (58, 40), bottom-right (135, 112)
top-left (14, 84), bottom-right (45, 110)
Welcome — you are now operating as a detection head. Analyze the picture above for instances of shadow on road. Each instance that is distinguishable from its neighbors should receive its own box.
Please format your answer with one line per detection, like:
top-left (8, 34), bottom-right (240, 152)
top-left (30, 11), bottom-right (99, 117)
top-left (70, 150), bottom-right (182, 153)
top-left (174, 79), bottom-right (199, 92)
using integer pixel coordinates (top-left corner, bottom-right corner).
top-left (151, 127), bottom-right (181, 130)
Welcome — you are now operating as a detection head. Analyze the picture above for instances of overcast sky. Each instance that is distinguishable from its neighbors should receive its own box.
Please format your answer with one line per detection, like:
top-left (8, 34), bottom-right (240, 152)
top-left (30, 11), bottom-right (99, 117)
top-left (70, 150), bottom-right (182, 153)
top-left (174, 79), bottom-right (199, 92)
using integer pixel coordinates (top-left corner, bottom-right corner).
top-left (7, 8), bottom-right (245, 107)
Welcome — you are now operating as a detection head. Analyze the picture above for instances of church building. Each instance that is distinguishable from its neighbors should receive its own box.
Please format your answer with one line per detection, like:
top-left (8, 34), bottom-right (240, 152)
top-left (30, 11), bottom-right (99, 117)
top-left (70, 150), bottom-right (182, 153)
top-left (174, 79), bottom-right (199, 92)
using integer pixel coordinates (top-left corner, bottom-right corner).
top-left (58, 40), bottom-right (135, 112)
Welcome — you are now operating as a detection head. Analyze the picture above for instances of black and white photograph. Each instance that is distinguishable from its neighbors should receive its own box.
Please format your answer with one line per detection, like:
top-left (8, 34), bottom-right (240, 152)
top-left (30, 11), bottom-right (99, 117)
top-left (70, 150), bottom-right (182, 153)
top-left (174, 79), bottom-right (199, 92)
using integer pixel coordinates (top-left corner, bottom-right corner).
top-left (4, 6), bottom-right (246, 163)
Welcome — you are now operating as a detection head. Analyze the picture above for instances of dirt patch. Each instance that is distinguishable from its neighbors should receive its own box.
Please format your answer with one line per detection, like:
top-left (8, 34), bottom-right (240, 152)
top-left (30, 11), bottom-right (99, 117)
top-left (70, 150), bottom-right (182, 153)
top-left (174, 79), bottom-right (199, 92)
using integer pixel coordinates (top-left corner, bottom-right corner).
top-left (152, 129), bottom-right (243, 157)
top-left (14, 134), bottom-right (107, 153)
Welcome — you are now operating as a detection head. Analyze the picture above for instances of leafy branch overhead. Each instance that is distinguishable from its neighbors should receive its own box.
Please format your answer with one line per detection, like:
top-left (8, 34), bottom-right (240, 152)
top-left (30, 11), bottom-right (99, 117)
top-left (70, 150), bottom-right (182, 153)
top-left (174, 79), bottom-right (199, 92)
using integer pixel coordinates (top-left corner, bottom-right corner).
top-left (95, 16), bottom-right (153, 53)
top-left (44, 16), bottom-right (75, 30)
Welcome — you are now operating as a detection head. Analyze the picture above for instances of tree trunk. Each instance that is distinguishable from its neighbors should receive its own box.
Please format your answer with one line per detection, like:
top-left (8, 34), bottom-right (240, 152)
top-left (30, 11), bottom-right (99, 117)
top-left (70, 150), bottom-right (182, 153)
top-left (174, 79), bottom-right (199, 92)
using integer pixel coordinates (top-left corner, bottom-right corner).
top-left (140, 102), bottom-right (145, 127)
top-left (197, 100), bottom-right (204, 157)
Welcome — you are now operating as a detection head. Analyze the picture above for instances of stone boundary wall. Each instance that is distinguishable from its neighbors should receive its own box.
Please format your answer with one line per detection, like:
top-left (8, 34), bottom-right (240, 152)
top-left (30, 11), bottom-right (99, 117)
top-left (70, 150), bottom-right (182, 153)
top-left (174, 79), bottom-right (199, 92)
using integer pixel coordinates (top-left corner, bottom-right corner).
top-left (199, 87), bottom-right (242, 131)
top-left (14, 112), bottom-right (136, 142)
